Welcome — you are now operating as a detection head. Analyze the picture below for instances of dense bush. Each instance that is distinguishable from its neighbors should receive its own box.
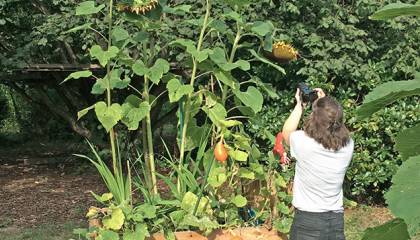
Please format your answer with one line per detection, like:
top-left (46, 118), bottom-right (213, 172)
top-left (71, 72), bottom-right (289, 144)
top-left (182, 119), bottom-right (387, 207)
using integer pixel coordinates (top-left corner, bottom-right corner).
top-left (246, 0), bottom-right (420, 201)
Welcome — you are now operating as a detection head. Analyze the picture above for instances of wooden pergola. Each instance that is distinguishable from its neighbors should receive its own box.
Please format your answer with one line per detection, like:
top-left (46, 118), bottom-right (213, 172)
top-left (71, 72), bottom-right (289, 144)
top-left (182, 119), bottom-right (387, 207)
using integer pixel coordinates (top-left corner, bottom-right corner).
top-left (1, 63), bottom-right (177, 141)
top-left (0, 64), bottom-right (105, 140)
top-left (2, 64), bottom-right (103, 83)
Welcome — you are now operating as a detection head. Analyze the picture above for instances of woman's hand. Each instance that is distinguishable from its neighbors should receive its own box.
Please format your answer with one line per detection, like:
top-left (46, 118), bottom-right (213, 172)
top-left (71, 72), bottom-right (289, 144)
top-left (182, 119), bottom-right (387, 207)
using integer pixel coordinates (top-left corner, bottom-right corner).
top-left (314, 88), bottom-right (326, 99)
top-left (295, 88), bottom-right (303, 107)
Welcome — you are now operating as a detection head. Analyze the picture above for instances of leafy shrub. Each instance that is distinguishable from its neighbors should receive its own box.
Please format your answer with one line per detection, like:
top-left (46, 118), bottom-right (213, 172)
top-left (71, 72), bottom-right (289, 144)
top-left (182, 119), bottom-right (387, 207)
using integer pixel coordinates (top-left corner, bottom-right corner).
top-left (246, 0), bottom-right (420, 201)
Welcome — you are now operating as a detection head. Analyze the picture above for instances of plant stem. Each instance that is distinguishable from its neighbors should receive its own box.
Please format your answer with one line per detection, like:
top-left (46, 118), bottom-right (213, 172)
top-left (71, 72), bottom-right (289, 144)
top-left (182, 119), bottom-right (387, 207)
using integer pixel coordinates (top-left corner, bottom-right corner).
top-left (177, 0), bottom-right (211, 191)
top-left (142, 119), bottom-right (152, 191)
top-left (127, 160), bottom-right (132, 208)
top-left (144, 75), bottom-right (158, 195)
top-left (105, 0), bottom-right (117, 174)
top-left (222, 22), bottom-right (241, 104)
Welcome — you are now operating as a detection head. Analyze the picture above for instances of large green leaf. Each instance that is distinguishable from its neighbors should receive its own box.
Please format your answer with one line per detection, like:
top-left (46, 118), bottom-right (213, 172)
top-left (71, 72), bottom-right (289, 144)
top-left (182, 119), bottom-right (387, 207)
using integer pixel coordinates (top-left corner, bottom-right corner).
top-left (251, 21), bottom-right (274, 36)
top-left (250, 76), bottom-right (279, 99)
top-left (209, 47), bottom-right (226, 65)
top-left (103, 207), bottom-right (125, 230)
top-left (162, 4), bottom-right (192, 15)
top-left (166, 78), bottom-right (194, 103)
top-left (95, 102), bottom-right (122, 132)
top-left (90, 45), bottom-right (119, 67)
top-left (362, 218), bottom-right (410, 240)
top-left (132, 59), bottom-right (170, 84)
top-left (248, 49), bottom-right (286, 74)
top-left (91, 70), bottom-right (130, 94)
top-left (171, 39), bottom-right (211, 63)
top-left (219, 120), bottom-right (242, 128)
top-left (209, 47), bottom-right (250, 71)
top-left (91, 192), bottom-right (113, 203)
top-left (179, 214), bottom-right (219, 232)
top-left (62, 70), bottom-right (92, 83)
top-left (148, 59), bottom-right (170, 84)
top-left (370, 3), bottom-right (420, 20)
top-left (357, 75), bottom-right (420, 119)
top-left (112, 26), bottom-right (129, 42)
top-left (208, 166), bottom-right (227, 188)
top-left (233, 86), bottom-right (263, 113)
top-left (182, 119), bottom-right (209, 152)
top-left (123, 224), bottom-right (148, 240)
top-left (132, 60), bottom-right (148, 76)
top-left (76, 1), bottom-right (105, 16)
top-left (231, 195), bottom-right (247, 207)
top-left (395, 123), bottom-right (420, 160)
top-left (223, 9), bottom-right (243, 23)
top-left (203, 103), bottom-right (227, 126)
top-left (77, 104), bottom-right (95, 120)
top-left (181, 192), bottom-right (212, 216)
top-left (228, 149), bottom-right (248, 162)
top-left (209, 19), bottom-right (228, 32)
top-left (132, 204), bottom-right (157, 222)
top-left (214, 71), bottom-right (239, 90)
top-left (98, 229), bottom-right (120, 240)
top-left (385, 155), bottom-right (420, 237)
top-left (238, 168), bottom-right (255, 179)
top-left (121, 96), bottom-right (150, 131)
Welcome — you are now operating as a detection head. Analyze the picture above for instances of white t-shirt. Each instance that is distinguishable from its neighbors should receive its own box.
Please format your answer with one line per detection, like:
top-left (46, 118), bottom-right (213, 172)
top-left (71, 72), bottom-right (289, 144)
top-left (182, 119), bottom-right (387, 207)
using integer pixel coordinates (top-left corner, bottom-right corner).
top-left (289, 130), bottom-right (354, 212)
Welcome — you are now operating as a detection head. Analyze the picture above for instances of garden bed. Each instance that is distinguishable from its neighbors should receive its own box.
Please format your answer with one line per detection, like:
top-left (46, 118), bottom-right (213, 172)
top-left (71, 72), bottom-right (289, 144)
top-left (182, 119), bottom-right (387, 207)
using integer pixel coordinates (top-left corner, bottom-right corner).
top-left (149, 227), bottom-right (288, 240)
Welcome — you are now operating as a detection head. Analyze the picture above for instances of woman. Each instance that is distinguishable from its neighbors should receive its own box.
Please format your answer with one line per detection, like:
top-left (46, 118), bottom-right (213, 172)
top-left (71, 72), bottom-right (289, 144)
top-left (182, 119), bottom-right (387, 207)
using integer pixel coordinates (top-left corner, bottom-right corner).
top-left (282, 88), bottom-right (354, 240)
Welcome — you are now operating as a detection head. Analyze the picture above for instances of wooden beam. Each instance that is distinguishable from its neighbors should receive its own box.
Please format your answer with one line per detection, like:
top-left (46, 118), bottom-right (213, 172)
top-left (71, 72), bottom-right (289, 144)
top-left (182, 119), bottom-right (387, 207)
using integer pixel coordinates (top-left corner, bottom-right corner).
top-left (20, 63), bottom-right (102, 72)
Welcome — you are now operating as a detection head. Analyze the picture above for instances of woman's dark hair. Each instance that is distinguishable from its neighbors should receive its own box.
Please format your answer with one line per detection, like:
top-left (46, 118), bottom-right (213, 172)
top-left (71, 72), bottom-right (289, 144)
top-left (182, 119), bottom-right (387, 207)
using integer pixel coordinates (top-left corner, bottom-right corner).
top-left (304, 96), bottom-right (350, 151)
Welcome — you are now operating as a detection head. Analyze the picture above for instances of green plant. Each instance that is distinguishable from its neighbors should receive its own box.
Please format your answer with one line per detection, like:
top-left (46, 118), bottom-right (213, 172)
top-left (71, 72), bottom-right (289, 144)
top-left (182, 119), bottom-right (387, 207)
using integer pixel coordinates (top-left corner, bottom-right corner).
top-left (64, 0), bottom-right (300, 237)
top-left (76, 141), bottom-right (132, 206)
top-left (358, 3), bottom-right (420, 239)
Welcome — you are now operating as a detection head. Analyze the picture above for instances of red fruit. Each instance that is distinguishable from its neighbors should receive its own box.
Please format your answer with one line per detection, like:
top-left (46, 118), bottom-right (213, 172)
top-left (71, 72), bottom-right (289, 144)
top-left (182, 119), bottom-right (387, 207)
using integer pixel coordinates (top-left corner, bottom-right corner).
top-left (214, 140), bottom-right (228, 163)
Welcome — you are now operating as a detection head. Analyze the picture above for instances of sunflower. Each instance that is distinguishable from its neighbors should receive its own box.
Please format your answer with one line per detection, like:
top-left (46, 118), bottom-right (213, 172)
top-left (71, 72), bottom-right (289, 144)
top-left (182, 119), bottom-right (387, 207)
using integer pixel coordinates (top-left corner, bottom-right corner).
top-left (272, 41), bottom-right (298, 62)
top-left (116, 0), bottom-right (158, 15)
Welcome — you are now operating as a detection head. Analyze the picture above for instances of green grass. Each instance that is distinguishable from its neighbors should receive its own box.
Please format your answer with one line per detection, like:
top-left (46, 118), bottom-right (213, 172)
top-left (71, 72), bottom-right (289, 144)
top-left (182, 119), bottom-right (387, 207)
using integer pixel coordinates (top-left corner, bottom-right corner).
top-left (344, 205), bottom-right (420, 240)
top-left (0, 222), bottom-right (82, 240)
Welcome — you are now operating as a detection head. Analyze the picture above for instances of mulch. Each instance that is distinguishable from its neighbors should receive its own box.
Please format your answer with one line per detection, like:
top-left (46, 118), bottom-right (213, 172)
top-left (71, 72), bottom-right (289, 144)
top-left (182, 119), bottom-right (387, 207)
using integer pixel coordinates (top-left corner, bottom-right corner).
top-left (0, 161), bottom-right (106, 228)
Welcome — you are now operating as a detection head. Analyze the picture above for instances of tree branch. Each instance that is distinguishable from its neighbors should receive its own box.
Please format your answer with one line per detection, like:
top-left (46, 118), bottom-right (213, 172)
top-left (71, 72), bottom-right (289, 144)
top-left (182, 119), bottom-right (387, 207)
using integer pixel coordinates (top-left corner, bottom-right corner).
top-left (34, 86), bottom-right (92, 139)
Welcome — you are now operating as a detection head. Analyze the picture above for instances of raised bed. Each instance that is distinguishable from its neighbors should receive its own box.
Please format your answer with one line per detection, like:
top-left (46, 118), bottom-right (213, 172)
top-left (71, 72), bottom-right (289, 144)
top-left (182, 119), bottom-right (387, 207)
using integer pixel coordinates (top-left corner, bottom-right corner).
top-left (148, 227), bottom-right (288, 240)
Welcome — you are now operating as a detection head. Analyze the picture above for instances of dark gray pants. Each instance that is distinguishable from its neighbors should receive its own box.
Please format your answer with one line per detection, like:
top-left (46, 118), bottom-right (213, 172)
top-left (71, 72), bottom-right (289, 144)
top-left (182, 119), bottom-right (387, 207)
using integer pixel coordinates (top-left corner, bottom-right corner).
top-left (290, 209), bottom-right (345, 240)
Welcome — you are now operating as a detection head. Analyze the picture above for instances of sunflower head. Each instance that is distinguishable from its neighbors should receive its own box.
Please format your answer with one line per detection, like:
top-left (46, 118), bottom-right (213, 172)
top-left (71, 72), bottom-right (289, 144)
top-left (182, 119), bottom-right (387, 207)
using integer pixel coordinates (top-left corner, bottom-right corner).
top-left (272, 41), bottom-right (298, 62)
top-left (116, 0), bottom-right (158, 15)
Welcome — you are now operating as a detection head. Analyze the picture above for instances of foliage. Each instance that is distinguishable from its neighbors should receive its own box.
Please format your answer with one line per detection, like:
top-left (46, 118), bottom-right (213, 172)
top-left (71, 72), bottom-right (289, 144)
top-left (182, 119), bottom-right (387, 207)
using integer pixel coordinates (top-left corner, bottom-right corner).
top-left (359, 3), bottom-right (420, 239)
top-left (384, 155), bottom-right (420, 236)
top-left (370, 3), bottom-right (420, 20)
top-left (246, 0), bottom-right (420, 199)
top-left (362, 218), bottom-right (410, 240)
top-left (356, 74), bottom-right (420, 119)
top-left (64, 0), bottom-right (296, 238)
top-left (75, 141), bottom-right (132, 206)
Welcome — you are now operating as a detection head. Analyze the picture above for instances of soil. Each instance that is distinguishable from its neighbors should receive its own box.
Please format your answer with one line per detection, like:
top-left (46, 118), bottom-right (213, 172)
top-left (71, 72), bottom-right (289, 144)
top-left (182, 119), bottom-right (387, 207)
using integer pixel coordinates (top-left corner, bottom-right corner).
top-left (0, 141), bottom-right (106, 229)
